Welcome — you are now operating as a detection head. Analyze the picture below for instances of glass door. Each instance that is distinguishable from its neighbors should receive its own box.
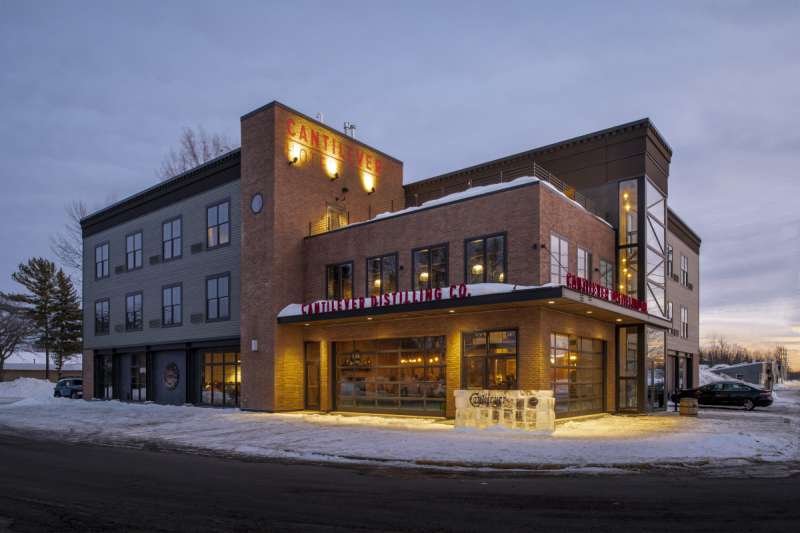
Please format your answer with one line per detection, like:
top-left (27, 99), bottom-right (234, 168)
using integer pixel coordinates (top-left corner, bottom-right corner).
top-left (305, 342), bottom-right (321, 410)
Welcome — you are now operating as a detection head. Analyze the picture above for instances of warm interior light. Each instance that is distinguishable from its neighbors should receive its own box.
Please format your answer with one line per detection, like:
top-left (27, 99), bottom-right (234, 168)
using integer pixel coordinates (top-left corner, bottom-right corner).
top-left (622, 258), bottom-right (626, 263)
top-left (623, 192), bottom-right (629, 199)
top-left (498, 272), bottom-right (505, 282)
top-left (303, 323), bottom-right (310, 327)
top-left (586, 310), bottom-right (593, 314)
top-left (448, 309), bottom-right (455, 314)
top-left (367, 317), bottom-right (373, 321)
top-left (471, 263), bottom-right (484, 275)
top-left (324, 156), bottom-right (339, 179)
top-left (627, 273), bottom-right (632, 278)
top-left (419, 271), bottom-right (429, 282)
top-left (624, 203), bottom-right (631, 211)
top-left (619, 284), bottom-right (624, 290)
top-left (373, 278), bottom-right (381, 288)
top-left (547, 300), bottom-right (555, 304)
top-left (615, 318), bottom-right (623, 322)
top-left (361, 170), bottom-right (376, 193)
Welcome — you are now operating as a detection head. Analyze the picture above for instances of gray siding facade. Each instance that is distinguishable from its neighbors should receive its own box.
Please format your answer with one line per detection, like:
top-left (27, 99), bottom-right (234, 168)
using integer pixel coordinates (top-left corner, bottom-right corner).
top-left (83, 180), bottom-right (241, 350)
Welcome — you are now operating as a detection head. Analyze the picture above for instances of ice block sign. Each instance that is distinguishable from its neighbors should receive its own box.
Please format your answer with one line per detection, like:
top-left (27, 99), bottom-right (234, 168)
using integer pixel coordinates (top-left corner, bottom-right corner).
top-left (454, 389), bottom-right (556, 432)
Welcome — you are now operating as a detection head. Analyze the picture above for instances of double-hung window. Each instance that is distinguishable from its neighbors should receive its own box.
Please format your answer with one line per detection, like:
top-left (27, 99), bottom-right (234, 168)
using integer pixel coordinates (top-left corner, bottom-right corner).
top-left (326, 262), bottom-right (353, 300)
top-left (206, 274), bottom-right (230, 321)
top-left (680, 255), bottom-right (689, 287)
top-left (549, 233), bottom-right (569, 285)
top-left (94, 299), bottom-right (110, 335)
top-left (162, 284), bottom-right (182, 326)
top-left (95, 243), bottom-right (109, 279)
top-left (667, 301), bottom-right (673, 321)
top-left (465, 234), bottom-right (506, 284)
top-left (599, 259), bottom-right (614, 289)
top-left (680, 306), bottom-right (689, 338)
top-left (666, 245), bottom-right (674, 277)
top-left (162, 217), bottom-right (182, 260)
top-left (367, 254), bottom-right (398, 296)
top-left (412, 244), bottom-right (448, 290)
top-left (207, 200), bottom-right (230, 248)
top-left (577, 247), bottom-right (591, 280)
top-left (125, 292), bottom-right (143, 331)
top-left (126, 232), bottom-right (142, 271)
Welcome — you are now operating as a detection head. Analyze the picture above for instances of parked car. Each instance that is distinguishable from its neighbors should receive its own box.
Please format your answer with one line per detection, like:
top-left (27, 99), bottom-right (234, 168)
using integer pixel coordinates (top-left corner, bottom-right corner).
top-left (671, 382), bottom-right (773, 410)
top-left (54, 378), bottom-right (83, 399)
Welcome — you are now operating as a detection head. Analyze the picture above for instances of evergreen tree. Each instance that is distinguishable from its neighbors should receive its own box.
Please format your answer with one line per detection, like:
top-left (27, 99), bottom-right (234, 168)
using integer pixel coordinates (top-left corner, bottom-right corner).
top-left (9, 258), bottom-right (58, 379)
top-left (51, 270), bottom-right (82, 378)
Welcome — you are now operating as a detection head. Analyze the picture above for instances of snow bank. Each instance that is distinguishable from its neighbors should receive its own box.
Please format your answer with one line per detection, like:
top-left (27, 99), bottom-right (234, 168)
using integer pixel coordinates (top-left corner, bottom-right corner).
top-left (0, 378), bottom-right (54, 400)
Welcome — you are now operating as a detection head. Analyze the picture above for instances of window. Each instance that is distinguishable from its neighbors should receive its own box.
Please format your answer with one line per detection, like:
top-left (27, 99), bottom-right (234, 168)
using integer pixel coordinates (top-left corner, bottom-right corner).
top-left (130, 353), bottom-right (146, 402)
top-left (577, 247), bottom-right (591, 280)
top-left (125, 292), bottom-right (143, 331)
top-left (600, 259), bottom-right (614, 289)
top-left (618, 179), bottom-right (639, 297)
top-left (367, 254), bottom-right (398, 296)
top-left (162, 284), bottom-right (182, 326)
top-left (412, 244), bottom-right (448, 290)
top-left (95, 243), bottom-right (109, 279)
top-left (335, 337), bottom-right (446, 414)
top-left (126, 232), bottom-right (143, 271)
top-left (326, 262), bottom-right (353, 300)
top-left (206, 274), bottom-right (230, 321)
top-left (94, 299), bottom-right (110, 335)
top-left (207, 200), bottom-right (230, 248)
top-left (462, 329), bottom-right (517, 389)
top-left (618, 326), bottom-right (639, 410)
top-left (201, 352), bottom-right (241, 407)
top-left (680, 255), bottom-right (689, 287)
top-left (667, 301), bottom-right (673, 321)
top-left (549, 233), bottom-right (569, 285)
top-left (644, 179), bottom-right (667, 318)
top-left (667, 245), bottom-right (673, 277)
top-left (550, 333), bottom-right (605, 416)
top-left (680, 306), bottom-right (688, 338)
top-left (162, 217), bottom-right (182, 260)
top-left (465, 234), bottom-right (506, 284)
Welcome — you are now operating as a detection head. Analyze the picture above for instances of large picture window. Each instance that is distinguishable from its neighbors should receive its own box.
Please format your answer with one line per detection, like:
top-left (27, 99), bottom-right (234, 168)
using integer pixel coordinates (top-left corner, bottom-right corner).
top-left (335, 337), bottom-right (446, 415)
top-left (162, 217), bottom-right (182, 260)
top-left (125, 292), bottom-right (143, 331)
top-left (550, 333), bottom-right (605, 416)
top-left (465, 234), bottom-right (506, 284)
top-left (94, 299), bottom-right (110, 335)
top-left (618, 179), bottom-right (639, 297)
top-left (326, 262), bottom-right (353, 300)
top-left (207, 200), bottom-right (230, 248)
top-left (366, 253), bottom-right (398, 296)
top-left (644, 179), bottom-right (667, 317)
top-left (95, 243), bottom-right (109, 279)
top-left (206, 274), bottom-right (230, 321)
top-left (462, 329), bottom-right (517, 390)
top-left (162, 284), bottom-right (182, 326)
top-left (126, 231), bottom-right (143, 271)
top-left (617, 326), bottom-right (639, 411)
top-left (201, 351), bottom-right (241, 407)
top-left (412, 244), bottom-right (448, 290)
top-left (549, 233), bottom-right (568, 285)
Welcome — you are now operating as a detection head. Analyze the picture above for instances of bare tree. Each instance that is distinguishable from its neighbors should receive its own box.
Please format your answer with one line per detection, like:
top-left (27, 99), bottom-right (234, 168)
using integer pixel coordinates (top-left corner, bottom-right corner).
top-left (158, 126), bottom-right (234, 181)
top-left (0, 295), bottom-right (36, 382)
top-left (49, 201), bottom-right (88, 276)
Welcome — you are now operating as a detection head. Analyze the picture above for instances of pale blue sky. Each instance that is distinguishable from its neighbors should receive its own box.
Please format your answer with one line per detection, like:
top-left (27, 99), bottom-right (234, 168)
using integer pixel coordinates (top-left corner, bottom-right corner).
top-left (1, 1), bottom-right (798, 363)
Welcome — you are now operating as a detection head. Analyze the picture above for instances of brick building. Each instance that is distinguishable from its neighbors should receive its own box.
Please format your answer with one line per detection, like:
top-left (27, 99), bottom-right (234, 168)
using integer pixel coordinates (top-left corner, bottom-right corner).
top-left (80, 101), bottom-right (700, 418)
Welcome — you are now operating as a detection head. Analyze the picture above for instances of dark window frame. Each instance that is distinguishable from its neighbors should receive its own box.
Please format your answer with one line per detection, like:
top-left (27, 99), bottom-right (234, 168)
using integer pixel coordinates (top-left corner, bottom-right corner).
top-left (125, 230), bottom-right (143, 271)
top-left (161, 215), bottom-right (183, 262)
top-left (129, 353), bottom-right (147, 402)
top-left (206, 199), bottom-right (231, 250)
top-left (599, 258), bottom-right (614, 289)
top-left (411, 242), bottom-right (449, 291)
top-left (205, 272), bottom-right (231, 323)
top-left (94, 241), bottom-right (110, 280)
top-left (94, 298), bottom-right (110, 336)
top-left (666, 244), bottom-right (674, 277)
top-left (125, 291), bottom-right (143, 331)
top-left (550, 332), bottom-right (606, 417)
top-left (201, 351), bottom-right (241, 407)
top-left (461, 327), bottom-right (519, 390)
top-left (161, 282), bottom-right (183, 327)
top-left (325, 261), bottom-right (354, 300)
top-left (365, 252), bottom-right (399, 297)
top-left (463, 232), bottom-right (507, 285)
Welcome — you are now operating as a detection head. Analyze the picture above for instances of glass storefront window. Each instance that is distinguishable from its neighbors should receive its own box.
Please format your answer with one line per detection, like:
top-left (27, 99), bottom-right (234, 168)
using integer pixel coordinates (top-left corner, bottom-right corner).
top-left (334, 337), bottom-right (446, 415)
top-left (617, 326), bottom-right (639, 411)
top-left (201, 351), bottom-right (241, 407)
top-left (130, 353), bottom-right (146, 402)
top-left (462, 330), bottom-right (517, 389)
top-left (550, 333), bottom-right (604, 416)
top-left (646, 327), bottom-right (666, 411)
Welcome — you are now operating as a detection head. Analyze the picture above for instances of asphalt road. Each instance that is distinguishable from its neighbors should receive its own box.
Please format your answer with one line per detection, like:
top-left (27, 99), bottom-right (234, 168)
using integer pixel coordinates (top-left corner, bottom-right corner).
top-left (0, 432), bottom-right (798, 533)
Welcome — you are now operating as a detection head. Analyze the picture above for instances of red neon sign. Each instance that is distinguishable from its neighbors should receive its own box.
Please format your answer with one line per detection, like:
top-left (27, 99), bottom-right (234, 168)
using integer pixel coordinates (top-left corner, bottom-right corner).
top-left (565, 273), bottom-right (648, 313)
top-left (300, 284), bottom-right (470, 316)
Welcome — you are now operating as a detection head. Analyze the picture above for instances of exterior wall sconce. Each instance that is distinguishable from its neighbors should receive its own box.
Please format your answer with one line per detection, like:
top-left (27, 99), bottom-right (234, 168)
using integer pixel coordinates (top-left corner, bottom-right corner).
top-left (367, 187), bottom-right (375, 195)
top-left (288, 156), bottom-right (298, 165)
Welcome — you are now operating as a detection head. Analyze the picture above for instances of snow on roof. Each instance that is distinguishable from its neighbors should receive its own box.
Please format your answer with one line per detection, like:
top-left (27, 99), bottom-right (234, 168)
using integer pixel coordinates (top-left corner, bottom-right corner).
top-left (711, 361), bottom-right (768, 371)
top-left (278, 282), bottom-right (556, 318)
top-left (333, 175), bottom-right (612, 232)
top-left (5, 363), bottom-right (82, 371)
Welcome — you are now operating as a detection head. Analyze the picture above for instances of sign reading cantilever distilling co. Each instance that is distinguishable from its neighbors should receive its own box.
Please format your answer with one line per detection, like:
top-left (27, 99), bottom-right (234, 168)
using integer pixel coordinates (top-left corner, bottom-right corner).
top-left (566, 273), bottom-right (648, 313)
top-left (300, 284), bottom-right (471, 316)
top-left (454, 390), bottom-right (556, 432)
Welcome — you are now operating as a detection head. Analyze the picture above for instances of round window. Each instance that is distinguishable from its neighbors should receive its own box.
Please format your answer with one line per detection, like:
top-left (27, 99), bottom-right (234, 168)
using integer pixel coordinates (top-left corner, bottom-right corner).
top-left (250, 193), bottom-right (263, 214)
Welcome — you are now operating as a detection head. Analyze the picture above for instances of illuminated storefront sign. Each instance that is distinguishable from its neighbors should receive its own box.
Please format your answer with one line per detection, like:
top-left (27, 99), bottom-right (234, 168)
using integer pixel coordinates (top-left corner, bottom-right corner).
top-left (566, 273), bottom-right (648, 313)
top-left (300, 284), bottom-right (471, 316)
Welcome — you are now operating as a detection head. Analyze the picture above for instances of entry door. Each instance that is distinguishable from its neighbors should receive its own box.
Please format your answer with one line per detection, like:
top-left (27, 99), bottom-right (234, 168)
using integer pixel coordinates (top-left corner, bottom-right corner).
top-left (305, 342), bottom-right (321, 410)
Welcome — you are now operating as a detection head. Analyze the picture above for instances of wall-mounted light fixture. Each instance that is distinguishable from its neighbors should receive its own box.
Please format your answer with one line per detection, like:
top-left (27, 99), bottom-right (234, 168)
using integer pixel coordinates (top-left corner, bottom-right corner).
top-left (361, 170), bottom-right (376, 194)
top-left (325, 156), bottom-right (339, 180)
top-left (288, 143), bottom-right (302, 165)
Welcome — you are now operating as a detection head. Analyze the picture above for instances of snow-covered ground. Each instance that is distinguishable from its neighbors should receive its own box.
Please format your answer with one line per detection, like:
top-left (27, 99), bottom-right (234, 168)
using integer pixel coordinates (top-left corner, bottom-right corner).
top-left (0, 378), bottom-right (798, 471)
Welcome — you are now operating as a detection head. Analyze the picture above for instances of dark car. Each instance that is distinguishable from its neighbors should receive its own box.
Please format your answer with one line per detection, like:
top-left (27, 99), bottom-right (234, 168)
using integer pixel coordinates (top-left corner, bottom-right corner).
top-left (54, 378), bottom-right (83, 399)
top-left (672, 382), bottom-right (773, 410)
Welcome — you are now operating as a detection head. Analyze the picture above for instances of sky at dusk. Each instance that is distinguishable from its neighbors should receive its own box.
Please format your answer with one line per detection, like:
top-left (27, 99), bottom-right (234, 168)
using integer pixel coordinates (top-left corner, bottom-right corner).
top-left (1, 1), bottom-right (798, 366)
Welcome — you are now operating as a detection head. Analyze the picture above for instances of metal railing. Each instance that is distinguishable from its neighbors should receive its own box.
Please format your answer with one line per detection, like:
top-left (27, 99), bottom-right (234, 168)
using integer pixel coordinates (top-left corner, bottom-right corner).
top-left (309, 210), bottom-right (350, 236)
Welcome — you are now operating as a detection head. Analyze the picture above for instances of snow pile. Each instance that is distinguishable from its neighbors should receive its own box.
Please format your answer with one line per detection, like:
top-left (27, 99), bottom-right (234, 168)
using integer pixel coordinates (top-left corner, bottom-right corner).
top-left (1, 396), bottom-right (797, 470)
top-left (0, 378), bottom-right (54, 400)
